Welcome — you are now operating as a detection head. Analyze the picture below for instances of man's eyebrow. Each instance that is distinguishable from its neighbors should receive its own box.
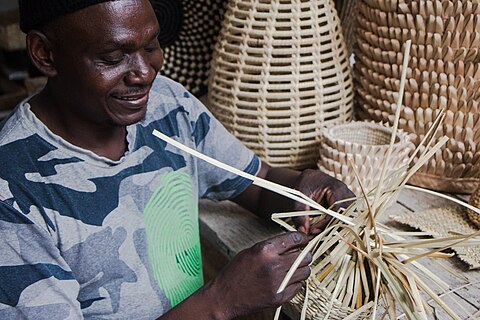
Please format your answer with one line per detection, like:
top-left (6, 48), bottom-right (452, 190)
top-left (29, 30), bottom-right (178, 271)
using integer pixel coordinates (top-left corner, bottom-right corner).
top-left (104, 39), bottom-right (138, 49)
top-left (103, 29), bottom-right (160, 49)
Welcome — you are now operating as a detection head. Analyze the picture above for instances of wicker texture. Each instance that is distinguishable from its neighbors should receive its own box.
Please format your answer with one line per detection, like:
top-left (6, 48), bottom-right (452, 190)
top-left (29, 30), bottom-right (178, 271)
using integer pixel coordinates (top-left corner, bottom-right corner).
top-left (334, 0), bottom-right (358, 55)
top-left (0, 11), bottom-right (26, 51)
top-left (318, 121), bottom-right (412, 196)
top-left (153, 0), bottom-right (228, 96)
top-left (392, 207), bottom-right (480, 269)
top-left (354, 0), bottom-right (480, 193)
top-left (208, 0), bottom-right (354, 169)
top-left (289, 277), bottom-right (373, 319)
top-left (468, 184), bottom-right (480, 227)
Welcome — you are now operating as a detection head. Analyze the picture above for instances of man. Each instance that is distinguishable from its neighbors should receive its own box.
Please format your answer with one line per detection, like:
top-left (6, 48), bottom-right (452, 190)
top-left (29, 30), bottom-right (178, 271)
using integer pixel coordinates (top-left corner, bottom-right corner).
top-left (0, 0), bottom-right (353, 319)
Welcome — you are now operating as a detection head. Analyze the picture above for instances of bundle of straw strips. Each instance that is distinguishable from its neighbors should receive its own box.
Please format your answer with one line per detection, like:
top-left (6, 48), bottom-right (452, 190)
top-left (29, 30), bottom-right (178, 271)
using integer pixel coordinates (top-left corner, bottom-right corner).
top-left (152, 39), bottom-right (480, 320)
top-left (270, 40), bottom-right (480, 320)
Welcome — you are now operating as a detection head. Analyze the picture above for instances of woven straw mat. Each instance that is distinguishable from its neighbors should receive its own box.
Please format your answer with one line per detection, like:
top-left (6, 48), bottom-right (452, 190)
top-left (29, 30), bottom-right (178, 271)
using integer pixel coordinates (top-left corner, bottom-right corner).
top-left (468, 184), bottom-right (480, 227)
top-left (392, 207), bottom-right (480, 269)
top-left (208, 0), bottom-right (354, 169)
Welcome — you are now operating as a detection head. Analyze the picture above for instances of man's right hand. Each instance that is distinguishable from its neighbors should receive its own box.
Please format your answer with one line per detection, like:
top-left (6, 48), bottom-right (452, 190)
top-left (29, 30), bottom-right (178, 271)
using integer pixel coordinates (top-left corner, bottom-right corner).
top-left (206, 231), bottom-right (312, 319)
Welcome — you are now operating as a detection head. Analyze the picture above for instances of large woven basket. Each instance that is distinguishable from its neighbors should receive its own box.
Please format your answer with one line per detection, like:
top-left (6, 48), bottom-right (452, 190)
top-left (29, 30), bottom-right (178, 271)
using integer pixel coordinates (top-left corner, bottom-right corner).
top-left (208, 0), bottom-right (354, 169)
top-left (354, 0), bottom-right (480, 193)
top-left (468, 184), bottom-right (480, 228)
top-left (334, 0), bottom-right (358, 55)
top-left (152, 0), bottom-right (227, 96)
top-left (0, 11), bottom-right (25, 51)
top-left (318, 121), bottom-right (412, 197)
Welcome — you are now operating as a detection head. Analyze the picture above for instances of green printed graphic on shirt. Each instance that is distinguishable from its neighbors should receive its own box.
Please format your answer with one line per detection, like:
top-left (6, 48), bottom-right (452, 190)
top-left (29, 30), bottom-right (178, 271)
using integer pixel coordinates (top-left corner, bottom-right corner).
top-left (144, 171), bottom-right (203, 306)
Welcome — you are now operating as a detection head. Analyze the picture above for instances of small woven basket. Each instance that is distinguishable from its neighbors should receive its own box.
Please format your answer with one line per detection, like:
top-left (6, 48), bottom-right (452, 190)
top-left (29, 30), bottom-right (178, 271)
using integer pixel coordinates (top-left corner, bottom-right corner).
top-left (208, 0), bottom-right (354, 169)
top-left (318, 121), bottom-right (412, 196)
top-left (468, 184), bottom-right (480, 228)
top-left (354, 0), bottom-right (480, 193)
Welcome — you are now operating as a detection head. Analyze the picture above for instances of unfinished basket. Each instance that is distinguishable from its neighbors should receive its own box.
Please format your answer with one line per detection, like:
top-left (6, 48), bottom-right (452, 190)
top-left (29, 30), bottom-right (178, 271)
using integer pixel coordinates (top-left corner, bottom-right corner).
top-left (289, 276), bottom-right (373, 320)
top-left (208, 0), bottom-right (354, 169)
top-left (317, 121), bottom-right (412, 196)
top-left (468, 184), bottom-right (480, 228)
top-left (354, 0), bottom-right (480, 193)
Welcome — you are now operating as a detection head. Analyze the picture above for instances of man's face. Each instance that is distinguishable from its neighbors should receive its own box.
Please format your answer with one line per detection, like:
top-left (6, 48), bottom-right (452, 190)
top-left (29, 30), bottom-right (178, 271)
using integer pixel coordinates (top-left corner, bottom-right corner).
top-left (47, 0), bottom-right (164, 127)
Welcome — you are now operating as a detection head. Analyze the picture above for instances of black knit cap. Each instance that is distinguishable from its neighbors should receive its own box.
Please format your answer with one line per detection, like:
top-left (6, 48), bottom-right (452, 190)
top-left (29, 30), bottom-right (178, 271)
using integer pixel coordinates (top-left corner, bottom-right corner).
top-left (18, 0), bottom-right (116, 33)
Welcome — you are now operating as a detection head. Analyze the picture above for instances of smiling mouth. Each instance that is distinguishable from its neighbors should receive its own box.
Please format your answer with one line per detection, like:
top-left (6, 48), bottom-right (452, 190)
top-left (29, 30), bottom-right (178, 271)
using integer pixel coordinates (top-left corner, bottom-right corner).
top-left (115, 95), bottom-right (144, 101)
top-left (112, 91), bottom-right (150, 107)
top-left (113, 92), bottom-right (148, 100)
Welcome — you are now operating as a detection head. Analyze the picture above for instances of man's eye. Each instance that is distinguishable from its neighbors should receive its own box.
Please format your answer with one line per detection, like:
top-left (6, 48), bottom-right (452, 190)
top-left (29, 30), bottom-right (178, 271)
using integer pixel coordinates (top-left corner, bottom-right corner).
top-left (145, 46), bottom-right (159, 53)
top-left (145, 39), bottom-right (161, 53)
top-left (100, 54), bottom-right (125, 65)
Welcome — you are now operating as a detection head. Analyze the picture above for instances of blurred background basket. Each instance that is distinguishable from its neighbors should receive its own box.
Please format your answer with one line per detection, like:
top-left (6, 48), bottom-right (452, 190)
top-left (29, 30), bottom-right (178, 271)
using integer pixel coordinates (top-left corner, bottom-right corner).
top-left (318, 121), bottom-right (412, 197)
top-left (354, 0), bottom-right (480, 193)
top-left (152, 0), bottom-right (228, 97)
top-left (208, 0), bottom-right (354, 169)
top-left (468, 183), bottom-right (480, 228)
top-left (0, 10), bottom-right (25, 51)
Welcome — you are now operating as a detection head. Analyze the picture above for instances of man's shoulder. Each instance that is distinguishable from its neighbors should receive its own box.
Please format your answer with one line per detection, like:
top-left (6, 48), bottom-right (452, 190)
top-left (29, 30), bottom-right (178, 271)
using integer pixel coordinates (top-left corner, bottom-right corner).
top-left (0, 100), bottom-right (31, 146)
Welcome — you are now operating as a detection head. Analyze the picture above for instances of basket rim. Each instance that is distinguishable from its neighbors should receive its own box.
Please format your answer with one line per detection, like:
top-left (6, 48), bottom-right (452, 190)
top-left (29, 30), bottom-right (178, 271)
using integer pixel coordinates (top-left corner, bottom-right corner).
top-left (322, 121), bottom-right (410, 148)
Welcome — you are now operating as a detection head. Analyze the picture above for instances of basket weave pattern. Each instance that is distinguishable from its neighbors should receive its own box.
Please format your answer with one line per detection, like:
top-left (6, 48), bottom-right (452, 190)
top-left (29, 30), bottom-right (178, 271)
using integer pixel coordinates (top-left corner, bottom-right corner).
top-left (208, 0), bottom-right (354, 169)
top-left (289, 278), bottom-right (373, 319)
top-left (468, 184), bottom-right (480, 228)
top-left (318, 122), bottom-right (412, 196)
top-left (354, 0), bottom-right (480, 193)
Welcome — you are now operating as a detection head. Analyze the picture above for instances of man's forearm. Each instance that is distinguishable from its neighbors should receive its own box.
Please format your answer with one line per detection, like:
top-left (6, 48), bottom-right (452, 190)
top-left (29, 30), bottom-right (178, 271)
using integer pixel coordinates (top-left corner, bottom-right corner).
top-left (257, 166), bottom-right (301, 219)
top-left (231, 162), bottom-right (301, 219)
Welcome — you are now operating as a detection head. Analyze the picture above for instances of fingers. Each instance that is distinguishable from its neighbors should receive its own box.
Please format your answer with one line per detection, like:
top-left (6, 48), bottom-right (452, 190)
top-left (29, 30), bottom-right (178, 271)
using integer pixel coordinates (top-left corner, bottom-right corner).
top-left (288, 265), bottom-right (311, 284)
top-left (275, 265), bottom-right (311, 305)
top-left (309, 215), bottom-right (333, 235)
top-left (264, 231), bottom-right (309, 255)
top-left (278, 282), bottom-right (304, 304)
top-left (294, 215), bottom-right (310, 234)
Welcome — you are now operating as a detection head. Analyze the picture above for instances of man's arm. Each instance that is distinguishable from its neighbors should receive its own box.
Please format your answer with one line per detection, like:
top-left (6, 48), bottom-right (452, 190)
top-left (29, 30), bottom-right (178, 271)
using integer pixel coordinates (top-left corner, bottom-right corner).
top-left (159, 232), bottom-right (312, 320)
top-left (158, 163), bottom-right (354, 319)
top-left (232, 161), bottom-right (355, 234)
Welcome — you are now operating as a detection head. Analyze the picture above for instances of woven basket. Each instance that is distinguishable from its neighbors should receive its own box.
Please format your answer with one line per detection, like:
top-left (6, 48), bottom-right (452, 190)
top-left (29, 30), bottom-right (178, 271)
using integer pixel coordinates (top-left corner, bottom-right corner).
top-left (317, 121), bottom-right (412, 197)
top-left (0, 11), bottom-right (25, 51)
top-left (334, 0), bottom-right (358, 55)
top-left (152, 0), bottom-right (228, 96)
top-left (354, 0), bottom-right (480, 193)
top-left (289, 277), bottom-right (373, 319)
top-left (208, 0), bottom-right (354, 169)
top-left (468, 184), bottom-right (480, 228)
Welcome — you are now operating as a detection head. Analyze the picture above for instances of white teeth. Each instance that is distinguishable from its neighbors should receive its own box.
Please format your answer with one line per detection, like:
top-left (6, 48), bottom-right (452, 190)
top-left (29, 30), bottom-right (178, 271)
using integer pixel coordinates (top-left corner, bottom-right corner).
top-left (115, 96), bottom-right (140, 101)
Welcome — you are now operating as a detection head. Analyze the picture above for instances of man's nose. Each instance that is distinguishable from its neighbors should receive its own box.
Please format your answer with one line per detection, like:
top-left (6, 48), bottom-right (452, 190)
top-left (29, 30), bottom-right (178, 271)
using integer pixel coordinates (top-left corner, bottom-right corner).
top-left (125, 53), bottom-right (156, 85)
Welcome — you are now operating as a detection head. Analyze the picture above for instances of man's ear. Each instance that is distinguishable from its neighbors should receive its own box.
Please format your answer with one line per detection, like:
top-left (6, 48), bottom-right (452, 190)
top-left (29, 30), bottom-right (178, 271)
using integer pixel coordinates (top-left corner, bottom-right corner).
top-left (26, 30), bottom-right (58, 77)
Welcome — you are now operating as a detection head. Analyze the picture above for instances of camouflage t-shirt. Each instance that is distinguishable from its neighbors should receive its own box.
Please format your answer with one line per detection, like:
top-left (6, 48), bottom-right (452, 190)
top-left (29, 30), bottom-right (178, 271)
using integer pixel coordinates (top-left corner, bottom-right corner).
top-left (0, 76), bottom-right (260, 319)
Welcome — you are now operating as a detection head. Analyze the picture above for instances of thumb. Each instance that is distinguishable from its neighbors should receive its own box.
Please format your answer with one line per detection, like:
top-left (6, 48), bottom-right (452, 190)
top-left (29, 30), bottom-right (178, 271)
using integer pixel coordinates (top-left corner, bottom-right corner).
top-left (295, 215), bottom-right (310, 235)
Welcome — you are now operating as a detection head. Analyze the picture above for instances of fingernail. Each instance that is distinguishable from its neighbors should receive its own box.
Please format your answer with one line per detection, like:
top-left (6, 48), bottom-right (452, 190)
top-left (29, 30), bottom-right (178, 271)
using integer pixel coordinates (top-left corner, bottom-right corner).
top-left (292, 232), bottom-right (302, 242)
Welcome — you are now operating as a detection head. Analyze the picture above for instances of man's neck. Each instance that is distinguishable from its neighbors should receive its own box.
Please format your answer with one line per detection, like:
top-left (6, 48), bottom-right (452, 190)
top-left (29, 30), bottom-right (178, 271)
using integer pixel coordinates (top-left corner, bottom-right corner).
top-left (29, 89), bottom-right (129, 161)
